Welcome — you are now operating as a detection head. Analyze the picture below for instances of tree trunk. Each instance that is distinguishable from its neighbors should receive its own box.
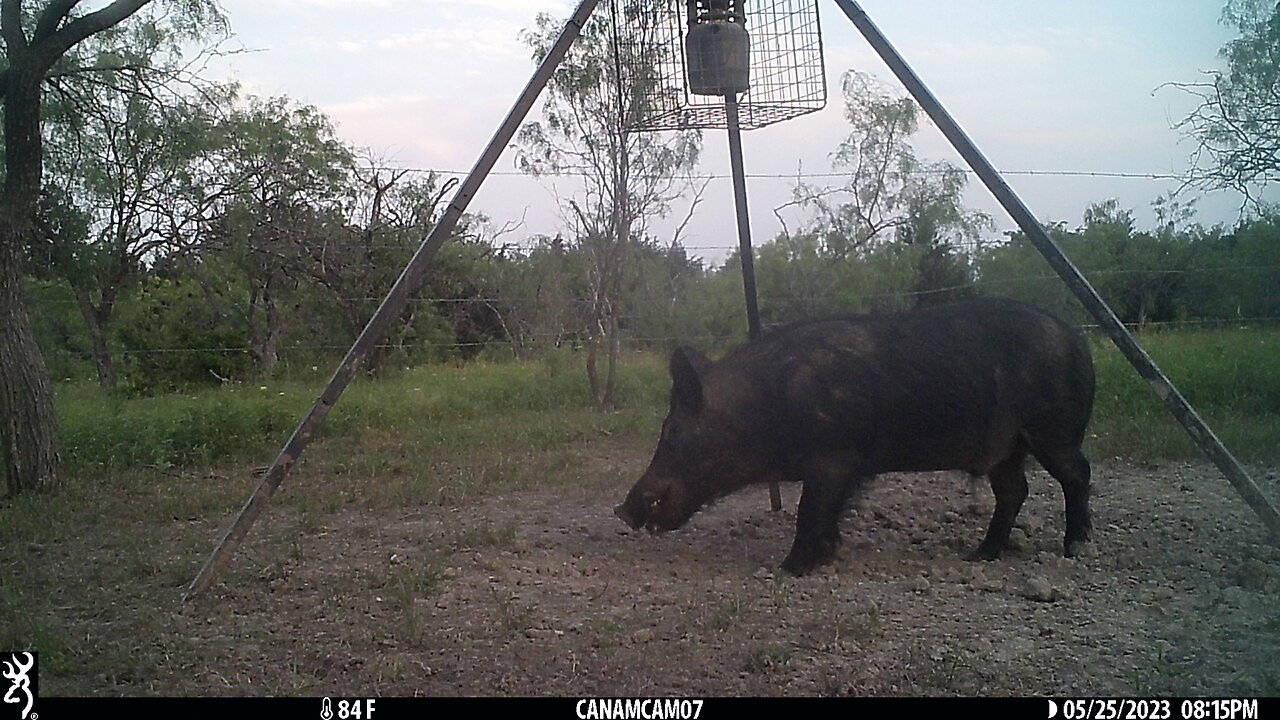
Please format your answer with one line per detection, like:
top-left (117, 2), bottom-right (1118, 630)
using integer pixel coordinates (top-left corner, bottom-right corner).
top-left (247, 278), bottom-right (284, 376)
top-left (602, 311), bottom-right (620, 410)
top-left (73, 288), bottom-right (116, 390)
top-left (0, 216), bottom-right (63, 498)
top-left (1, 71), bottom-right (63, 497)
top-left (259, 297), bottom-right (283, 376)
top-left (585, 334), bottom-right (602, 408)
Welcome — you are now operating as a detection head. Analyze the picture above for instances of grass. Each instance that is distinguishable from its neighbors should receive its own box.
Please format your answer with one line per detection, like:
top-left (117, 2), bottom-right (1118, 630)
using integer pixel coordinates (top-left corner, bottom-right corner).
top-left (1087, 326), bottom-right (1280, 463)
top-left (54, 350), bottom-right (669, 476)
top-left (49, 327), bottom-right (1279, 482)
top-left (743, 645), bottom-right (794, 674)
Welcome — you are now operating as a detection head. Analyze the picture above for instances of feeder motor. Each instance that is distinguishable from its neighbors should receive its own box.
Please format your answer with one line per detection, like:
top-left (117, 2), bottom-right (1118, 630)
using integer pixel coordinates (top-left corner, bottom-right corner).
top-left (685, 0), bottom-right (750, 96)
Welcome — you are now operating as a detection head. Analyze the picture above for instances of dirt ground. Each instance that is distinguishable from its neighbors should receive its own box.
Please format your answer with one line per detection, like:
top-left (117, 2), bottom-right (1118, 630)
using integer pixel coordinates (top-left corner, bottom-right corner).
top-left (165, 442), bottom-right (1280, 698)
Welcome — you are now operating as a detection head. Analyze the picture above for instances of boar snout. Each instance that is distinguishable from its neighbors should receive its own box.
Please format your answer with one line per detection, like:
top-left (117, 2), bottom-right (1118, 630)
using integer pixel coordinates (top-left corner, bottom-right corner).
top-left (614, 502), bottom-right (642, 529)
top-left (615, 475), bottom-right (694, 533)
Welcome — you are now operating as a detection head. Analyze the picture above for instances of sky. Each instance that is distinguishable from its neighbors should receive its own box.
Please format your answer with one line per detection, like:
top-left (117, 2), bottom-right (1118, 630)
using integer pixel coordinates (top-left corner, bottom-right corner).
top-left (205, 0), bottom-right (1275, 263)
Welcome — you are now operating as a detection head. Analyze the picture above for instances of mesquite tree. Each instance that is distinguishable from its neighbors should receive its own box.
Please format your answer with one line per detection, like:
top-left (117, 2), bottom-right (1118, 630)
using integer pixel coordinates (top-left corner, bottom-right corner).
top-left (516, 6), bottom-right (701, 408)
top-left (1171, 0), bottom-right (1280, 210)
top-left (0, 0), bottom-right (221, 497)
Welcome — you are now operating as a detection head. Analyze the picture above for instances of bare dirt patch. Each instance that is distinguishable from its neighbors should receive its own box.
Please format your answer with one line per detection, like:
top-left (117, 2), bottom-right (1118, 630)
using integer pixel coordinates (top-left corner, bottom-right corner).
top-left (161, 444), bottom-right (1280, 697)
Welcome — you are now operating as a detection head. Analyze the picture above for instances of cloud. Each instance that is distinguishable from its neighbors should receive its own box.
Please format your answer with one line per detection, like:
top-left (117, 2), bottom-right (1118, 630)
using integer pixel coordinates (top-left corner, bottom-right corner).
top-left (322, 93), bottom-right (505, 168)
top-left (427, 0), bottom-right (571, 13)
top-left (918, 39), bottom-right (1054, 71)
top-left (272, 0), bottom-right (394, 8)
top-left (374, 22), bottom-right (525, 58)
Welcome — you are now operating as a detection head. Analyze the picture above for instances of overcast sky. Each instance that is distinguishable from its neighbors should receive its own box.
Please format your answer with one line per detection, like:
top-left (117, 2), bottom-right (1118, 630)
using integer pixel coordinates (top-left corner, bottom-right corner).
top-left (208, 0), bottom-right (1275, 263)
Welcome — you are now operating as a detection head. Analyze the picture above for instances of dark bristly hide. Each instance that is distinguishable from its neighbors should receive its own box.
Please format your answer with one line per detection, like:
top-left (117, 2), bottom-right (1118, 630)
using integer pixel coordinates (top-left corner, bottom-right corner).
top-left (616, 298), bottom-right (1096, 575)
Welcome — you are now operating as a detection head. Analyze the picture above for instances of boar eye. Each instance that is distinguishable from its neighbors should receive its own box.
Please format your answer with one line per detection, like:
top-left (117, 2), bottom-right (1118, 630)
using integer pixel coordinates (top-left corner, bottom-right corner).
top-left (661, 418), bottom-right (690, 443)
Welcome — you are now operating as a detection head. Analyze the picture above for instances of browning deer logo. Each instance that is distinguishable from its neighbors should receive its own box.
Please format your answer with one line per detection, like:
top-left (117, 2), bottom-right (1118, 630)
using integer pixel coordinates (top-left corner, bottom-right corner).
top-left (2, 653), bottom-right (34, 720)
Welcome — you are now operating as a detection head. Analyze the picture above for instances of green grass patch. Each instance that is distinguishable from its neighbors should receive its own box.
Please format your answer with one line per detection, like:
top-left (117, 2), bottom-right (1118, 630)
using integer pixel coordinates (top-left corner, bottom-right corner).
top-left (56, 382), bottom-right (308, 474)
top-left (54, 351), bottom-right (669, 478)
top-left (49, 327), bottom-right (1279, 487)
top-left (52, 328), bottom-right (1277, 481)
top-left (1087, 326), bottom-right (1280, 463)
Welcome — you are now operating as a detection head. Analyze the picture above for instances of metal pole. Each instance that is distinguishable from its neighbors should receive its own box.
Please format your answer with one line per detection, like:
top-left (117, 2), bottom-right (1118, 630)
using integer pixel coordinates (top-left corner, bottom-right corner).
top-left (183, 0), bottom-right (605, 603)
top-left (830, 0), bottom-right (1280, 537)
top-left (724, 94), bottom-right (762, 340)
top-left (724, 92), bottom-right (782, 512)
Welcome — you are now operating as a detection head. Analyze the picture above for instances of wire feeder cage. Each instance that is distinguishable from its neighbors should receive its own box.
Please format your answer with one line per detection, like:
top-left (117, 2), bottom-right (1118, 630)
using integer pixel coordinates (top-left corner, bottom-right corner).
top-left (608, 0), bottom-right (827, 132)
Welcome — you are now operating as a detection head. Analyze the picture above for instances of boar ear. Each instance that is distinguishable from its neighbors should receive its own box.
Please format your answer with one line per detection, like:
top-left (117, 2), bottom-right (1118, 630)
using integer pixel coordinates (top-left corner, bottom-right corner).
top-left (670, 345), bottom-right (710, 413)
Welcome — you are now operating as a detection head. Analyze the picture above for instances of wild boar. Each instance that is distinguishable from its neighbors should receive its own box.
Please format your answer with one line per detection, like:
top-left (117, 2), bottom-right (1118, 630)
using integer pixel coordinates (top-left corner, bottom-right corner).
top-left (615, 297), bottom-right (1095, 575)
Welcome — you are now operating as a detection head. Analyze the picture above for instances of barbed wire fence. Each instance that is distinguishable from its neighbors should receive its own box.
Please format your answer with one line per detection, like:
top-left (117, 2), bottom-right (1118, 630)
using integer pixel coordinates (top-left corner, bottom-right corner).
top-left (26, 162), bottom-right (1279, 380)
top-left (31, 264), bottom-right (1280, 374)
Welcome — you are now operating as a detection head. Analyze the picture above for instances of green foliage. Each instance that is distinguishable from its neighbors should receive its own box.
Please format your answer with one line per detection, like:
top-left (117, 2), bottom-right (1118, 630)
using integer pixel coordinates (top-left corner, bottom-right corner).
top-left (14, 2), bottom-right (1280, 437)
top-left (516, 6), bottom-right (705, 407)
top-left (33, 11), bottom-right (240, 390)
top-left (782, 71), bottom-right (991, 253)
top-left (1178, 213), bottom-right (1280, 320)
top-left (112, 274), bottom-right (254, 392)
top-left (1171, 0), bottom-right (1280, 206)
top-left (978, 202), bottom-right (1280, 328)
top-left (769, 70), bottom-right (989, 312)
top-left (27, 279), bottom-right (94, 381)
top-left (56, 381), bottom-right (301, 473)
top-left (750, 232), bottom-right (955, 323)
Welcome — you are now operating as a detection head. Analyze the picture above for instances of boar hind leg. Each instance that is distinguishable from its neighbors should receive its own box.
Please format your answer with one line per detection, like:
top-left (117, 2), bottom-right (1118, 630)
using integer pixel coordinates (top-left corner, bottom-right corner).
top-left (969, 448), bottom-right (1029, 561)
top-left (782, 470), bottom-right (865, 576)
top-left (1032, 445), bottom-right (1092, 557)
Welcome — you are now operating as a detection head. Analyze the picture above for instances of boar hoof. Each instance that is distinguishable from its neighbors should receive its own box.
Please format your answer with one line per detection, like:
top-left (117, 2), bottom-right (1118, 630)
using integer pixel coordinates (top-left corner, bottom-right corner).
top-left (781, 553), bottom-right (820, 576)
top-left (781, 543), bottom-right (838, 576)
top-left (1064, 538), bottom-right (1092, 558)
top-left (966, 544), bottom-right (1003, 562)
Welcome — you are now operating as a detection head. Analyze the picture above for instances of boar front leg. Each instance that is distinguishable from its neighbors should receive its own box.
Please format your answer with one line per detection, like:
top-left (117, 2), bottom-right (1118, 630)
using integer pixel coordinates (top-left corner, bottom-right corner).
top-left (782, 457), bottom-right (867, 576)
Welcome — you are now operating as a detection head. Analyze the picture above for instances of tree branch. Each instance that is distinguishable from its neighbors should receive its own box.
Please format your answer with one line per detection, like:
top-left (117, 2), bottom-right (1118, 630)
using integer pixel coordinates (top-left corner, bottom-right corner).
top-left (1, 0), bottom-right (27, 56)
top-left (34, 0), bottom-right (80, 42)
top-left (36, 0), bottom-right (152, 70)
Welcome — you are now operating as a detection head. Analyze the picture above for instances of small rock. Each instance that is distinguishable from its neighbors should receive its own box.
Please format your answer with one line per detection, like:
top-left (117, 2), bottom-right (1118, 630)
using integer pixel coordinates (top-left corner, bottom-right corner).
top-left (1071, 542), bottom-right (1099, 560)
top-left (1235, 558), bottom-right (1277, 592)
top-left (1220, 585), bottom-right (1251, 607)
top-left (1023, 575), bottom-right (1057, 602)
